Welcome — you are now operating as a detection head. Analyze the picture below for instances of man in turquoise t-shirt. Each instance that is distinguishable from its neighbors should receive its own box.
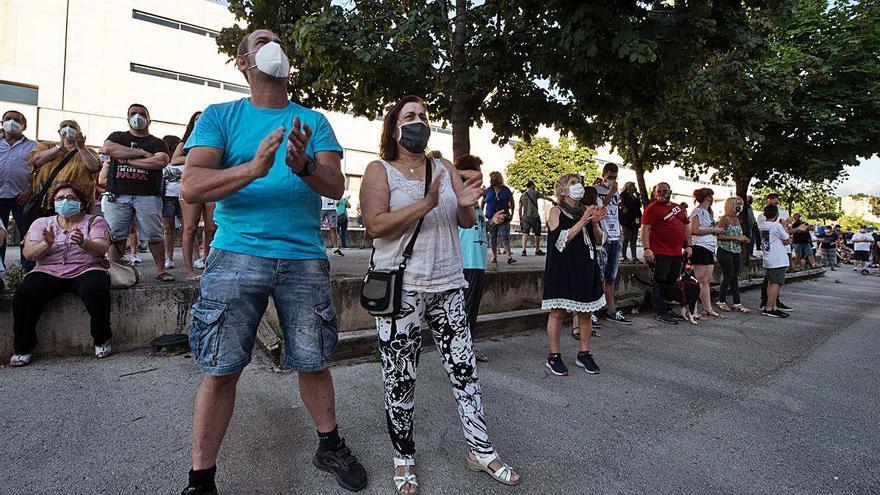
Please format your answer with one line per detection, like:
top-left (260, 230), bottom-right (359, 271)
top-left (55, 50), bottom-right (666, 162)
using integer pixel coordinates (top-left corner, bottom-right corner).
top-left (180, 29), bottom-right (367, 494)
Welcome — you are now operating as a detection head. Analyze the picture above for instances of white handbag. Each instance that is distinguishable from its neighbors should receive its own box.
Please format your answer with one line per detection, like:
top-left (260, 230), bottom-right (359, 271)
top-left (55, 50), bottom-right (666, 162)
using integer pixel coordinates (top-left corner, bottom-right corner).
top-left (86, 215), bottom-right (140, 288)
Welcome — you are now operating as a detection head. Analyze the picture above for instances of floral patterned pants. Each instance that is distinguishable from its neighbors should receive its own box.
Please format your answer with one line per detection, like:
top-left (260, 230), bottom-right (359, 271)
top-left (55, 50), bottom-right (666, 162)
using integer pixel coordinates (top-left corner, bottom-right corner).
top-left (376, 289), bottom-right (494, 461)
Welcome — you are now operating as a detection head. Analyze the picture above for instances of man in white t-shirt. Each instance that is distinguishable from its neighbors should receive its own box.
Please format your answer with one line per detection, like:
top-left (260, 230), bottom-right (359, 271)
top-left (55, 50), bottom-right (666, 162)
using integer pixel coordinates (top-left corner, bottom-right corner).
top-left (759, 204), bottom-right (791, 318)
top-left (850, 225), bottom-right (874, 273)
top-left (757, 193), bottom-right (794, 311)
top-left (593, 163), bottom-right (631, 325)
top-left (321, 195), bottom-right (343, 256)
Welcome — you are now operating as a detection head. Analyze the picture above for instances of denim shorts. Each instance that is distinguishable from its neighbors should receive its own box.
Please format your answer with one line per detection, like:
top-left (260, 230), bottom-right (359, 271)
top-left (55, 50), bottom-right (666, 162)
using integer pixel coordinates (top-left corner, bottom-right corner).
top-left (189, 249), bottom-right (339, 376)
top-left (489, 223), bottom-right (511, 248)
top-left (793, 243), bottom-right (812, 259)
top-left (101, 194), bottom-right (164, 243)
top-left (601, 239), bottom-right (621, 283)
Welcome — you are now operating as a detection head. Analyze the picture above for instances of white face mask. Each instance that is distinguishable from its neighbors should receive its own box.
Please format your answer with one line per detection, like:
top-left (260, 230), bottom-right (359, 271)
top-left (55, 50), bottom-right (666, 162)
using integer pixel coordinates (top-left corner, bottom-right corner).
top-left (568, 183), bottom-right (585, 200)
top-left (246, 42), bottom-right (290, 79)
top-left (60, 126), bottom-right (77, 139)
top-left (3, 119), bottom-right (22, 135)
top-left (129, 114), bottom-right (147, 131)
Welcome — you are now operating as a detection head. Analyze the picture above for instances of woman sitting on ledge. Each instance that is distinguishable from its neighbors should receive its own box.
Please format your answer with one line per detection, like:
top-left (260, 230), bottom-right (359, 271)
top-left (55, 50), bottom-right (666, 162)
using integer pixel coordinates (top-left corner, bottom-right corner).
top-left (10, 183), bottom-right (112, 367)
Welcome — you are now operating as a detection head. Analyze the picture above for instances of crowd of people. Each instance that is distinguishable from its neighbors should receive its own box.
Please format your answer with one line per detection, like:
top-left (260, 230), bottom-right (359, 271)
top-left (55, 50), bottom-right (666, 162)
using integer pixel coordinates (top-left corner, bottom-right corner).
top-left (2, 27), bottom-right (880, 495)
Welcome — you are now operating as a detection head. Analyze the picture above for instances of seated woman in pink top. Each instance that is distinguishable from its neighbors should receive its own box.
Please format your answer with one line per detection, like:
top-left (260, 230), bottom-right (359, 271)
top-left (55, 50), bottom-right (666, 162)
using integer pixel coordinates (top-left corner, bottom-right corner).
top-left (9, 183), bottom-right (112, 367)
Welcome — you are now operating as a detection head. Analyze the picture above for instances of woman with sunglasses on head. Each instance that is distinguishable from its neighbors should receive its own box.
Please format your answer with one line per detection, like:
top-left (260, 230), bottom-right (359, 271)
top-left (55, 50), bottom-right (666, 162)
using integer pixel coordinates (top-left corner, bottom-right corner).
top-left (689, 188), bottom-right (725, 318)
top-left (360, 95), bottom-right (520, 495)
top-left (171, 111), bottom-right (217, 281)
top-left (10, 183), bottom-right (112, 367)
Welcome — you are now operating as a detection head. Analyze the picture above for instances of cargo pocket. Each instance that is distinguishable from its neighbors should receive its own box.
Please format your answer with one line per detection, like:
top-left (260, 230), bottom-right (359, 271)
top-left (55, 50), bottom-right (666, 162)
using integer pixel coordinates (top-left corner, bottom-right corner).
top-left (315, 302), bottom-right (339, 362)
top-left (189, 299), bottom-right (228, 368)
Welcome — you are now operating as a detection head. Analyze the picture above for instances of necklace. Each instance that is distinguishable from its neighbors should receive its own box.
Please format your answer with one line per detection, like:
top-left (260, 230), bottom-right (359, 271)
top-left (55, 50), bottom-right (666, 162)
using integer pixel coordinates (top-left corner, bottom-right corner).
top-left (405, 160), bottom-right (424, 174)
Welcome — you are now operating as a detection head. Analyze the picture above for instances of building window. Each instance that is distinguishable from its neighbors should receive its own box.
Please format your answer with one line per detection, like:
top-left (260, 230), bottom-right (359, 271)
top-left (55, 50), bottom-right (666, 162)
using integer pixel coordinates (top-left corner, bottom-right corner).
top-left (130, 63), bottom-right (250, 95)
top-left (0, 82), bottom-right (38, 105)
top-left (132, 10), bottom-right (220, 38)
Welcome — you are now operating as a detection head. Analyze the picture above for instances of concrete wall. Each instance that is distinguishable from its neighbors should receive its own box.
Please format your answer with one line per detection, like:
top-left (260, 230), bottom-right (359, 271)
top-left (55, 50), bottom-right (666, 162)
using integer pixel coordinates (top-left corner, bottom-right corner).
top-left (1, 259), bottom-right (767, 358)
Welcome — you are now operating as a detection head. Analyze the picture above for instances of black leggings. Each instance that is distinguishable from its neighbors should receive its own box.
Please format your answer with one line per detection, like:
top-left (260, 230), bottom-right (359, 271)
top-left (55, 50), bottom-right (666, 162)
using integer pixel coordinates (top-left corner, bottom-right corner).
top-left (622, 224), bottom-right (639, 259)
top-left (717, 248), bottom-right (742, 304)
top-left (463, 269), bottom-right (486, 332)
top-left (13, 270), bottom-right (112, 355)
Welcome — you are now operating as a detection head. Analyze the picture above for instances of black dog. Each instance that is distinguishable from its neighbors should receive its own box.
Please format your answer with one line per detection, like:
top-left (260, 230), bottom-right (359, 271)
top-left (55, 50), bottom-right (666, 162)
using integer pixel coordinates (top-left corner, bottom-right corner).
top-left (676, 263), bottom-right (701, 324)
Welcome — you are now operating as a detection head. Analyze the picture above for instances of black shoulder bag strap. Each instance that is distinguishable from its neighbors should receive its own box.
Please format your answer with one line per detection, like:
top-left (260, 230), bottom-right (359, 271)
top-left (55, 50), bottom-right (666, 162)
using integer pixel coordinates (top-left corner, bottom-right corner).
top-left (25, 149), bottom-right (78, 217)
top-left (368, 157), bottom-right (433, 270)
top-left (40, 149), bottom-right (79, 190)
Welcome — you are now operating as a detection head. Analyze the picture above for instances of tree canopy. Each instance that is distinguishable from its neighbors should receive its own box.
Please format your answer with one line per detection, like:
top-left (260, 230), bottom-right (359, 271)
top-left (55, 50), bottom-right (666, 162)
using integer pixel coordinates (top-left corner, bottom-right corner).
top-left (217, 0), bottom-right (568, 158)
top-left (680, 0), bottom-right (880, 199)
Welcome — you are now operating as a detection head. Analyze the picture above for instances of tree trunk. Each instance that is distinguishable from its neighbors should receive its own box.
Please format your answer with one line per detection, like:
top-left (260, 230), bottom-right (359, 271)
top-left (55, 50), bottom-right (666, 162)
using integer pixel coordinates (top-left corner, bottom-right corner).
top-left (450, 0), bottom-right (470, 158)
top-left (634, 160), bottom-right (649, 208)
top-left (733, 171), bottom-right (751, 201)
top-left (451, 100), bottom-right (471, 158)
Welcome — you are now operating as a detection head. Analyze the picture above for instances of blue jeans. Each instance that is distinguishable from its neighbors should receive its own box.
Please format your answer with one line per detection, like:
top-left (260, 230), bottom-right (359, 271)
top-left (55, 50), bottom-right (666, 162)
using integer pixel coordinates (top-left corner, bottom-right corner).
top-left (0, 197), bottom-right (35, 271)
top-left (601, 239), bottom-right (622, 283)
top-left (189, 249), bottom-right (338, 375)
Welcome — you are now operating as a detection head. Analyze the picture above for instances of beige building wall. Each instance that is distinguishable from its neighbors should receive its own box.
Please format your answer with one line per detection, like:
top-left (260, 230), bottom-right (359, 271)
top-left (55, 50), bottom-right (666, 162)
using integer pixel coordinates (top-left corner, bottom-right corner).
top-left (841, 196), bottom-right (880, 223)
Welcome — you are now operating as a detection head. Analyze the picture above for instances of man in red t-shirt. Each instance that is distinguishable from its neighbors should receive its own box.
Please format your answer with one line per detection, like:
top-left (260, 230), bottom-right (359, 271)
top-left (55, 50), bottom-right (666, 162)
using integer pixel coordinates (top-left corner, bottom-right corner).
top-left (641, 182), bottom-right (693, 324)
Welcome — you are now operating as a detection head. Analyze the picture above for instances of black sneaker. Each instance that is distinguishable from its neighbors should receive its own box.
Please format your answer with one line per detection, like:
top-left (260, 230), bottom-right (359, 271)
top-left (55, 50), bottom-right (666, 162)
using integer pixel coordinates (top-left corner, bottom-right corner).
top-left (576, 352), bottom-right (601, 374)
top-left (546, 353), bottom-right (569, 376)
top-left (333, 249), bottom-right (345, 257)
top-left (655, 313), bottom-right (678, 325)
top-left (521, 249), bottom-right (527, 256)
top-left (535, 249), bottom-right (546, 256)
top-left (761, 309), bottom-right (787, 318)
top-left (313, 439), bottom-right (368, 491)
top-left (591, 314), bottom-right (603, 329)
top-left (606, 310), bottom-right (632, 325)
top-left (777, 301), bottom-right (793, 312)
top-left (181, 487), bottom-right (217, 495)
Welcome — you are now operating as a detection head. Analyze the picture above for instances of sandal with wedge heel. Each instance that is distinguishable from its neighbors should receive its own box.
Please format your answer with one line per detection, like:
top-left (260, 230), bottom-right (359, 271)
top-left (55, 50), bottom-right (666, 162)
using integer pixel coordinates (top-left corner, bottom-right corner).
top-left (467, 453), bottom-right (520, 486)
top-left (393, 457), bottom-right (418, 495)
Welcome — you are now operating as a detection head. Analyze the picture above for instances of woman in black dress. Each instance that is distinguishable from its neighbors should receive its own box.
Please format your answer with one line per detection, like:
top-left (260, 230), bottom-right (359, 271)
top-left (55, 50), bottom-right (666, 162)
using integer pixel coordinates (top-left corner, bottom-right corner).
top-left (543, 173), bottom-right (608, 376)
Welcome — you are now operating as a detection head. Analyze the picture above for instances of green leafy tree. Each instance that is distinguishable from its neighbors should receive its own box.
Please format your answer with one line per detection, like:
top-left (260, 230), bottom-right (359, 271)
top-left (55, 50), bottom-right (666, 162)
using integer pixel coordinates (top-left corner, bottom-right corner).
top-left (533, 1), bottom-right (774, 205)
top-left (838, 213), bottom-right (879, 231)
top-left (754, 180), bottom-right (842, 223)
top-left (505, 137), bottom-right (599, 197)
top-left (681, 0), bottom-right (880, 199)
top-left (216, 0), bottom-right (568, 158)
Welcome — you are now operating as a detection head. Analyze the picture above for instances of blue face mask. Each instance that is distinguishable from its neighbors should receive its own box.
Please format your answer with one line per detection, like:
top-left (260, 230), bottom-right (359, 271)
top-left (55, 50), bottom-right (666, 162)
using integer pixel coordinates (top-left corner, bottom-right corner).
top-left (55, 199), bottom-right (81, 217)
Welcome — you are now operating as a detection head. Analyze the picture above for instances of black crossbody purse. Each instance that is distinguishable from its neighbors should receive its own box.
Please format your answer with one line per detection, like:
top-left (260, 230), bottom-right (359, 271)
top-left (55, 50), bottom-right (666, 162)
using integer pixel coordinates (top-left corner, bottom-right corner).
top-left (360, 158), bottom-right (432, 317)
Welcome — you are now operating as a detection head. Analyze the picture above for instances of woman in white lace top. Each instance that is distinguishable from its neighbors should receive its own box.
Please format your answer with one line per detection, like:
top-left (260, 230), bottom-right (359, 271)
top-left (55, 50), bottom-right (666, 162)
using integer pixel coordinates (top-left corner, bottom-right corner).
top-left (359, 95), bottom-right (520, 494)
top-left (542, 174), bottom-right (608, 376)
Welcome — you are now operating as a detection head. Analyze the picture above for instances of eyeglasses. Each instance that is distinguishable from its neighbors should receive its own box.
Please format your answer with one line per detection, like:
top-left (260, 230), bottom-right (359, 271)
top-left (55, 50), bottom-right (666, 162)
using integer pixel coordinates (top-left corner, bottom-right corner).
top-left (55, 195), bottom-right (79, 201)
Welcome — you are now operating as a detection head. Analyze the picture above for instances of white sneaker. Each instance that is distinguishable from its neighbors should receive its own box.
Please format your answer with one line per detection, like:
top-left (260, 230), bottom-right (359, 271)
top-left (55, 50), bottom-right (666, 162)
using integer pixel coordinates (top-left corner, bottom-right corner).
top-left (164, 259), bottom-right (174, 269)
top-left (193, 259), bottom-right (206, 269)
top-left (130, 255), bottom-right (141, 264)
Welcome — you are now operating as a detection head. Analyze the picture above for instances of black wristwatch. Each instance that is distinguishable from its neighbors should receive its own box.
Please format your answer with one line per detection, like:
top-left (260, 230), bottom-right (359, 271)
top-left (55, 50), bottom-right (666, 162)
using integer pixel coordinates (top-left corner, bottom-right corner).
top-left (296, 155), bottom-right (317, 178)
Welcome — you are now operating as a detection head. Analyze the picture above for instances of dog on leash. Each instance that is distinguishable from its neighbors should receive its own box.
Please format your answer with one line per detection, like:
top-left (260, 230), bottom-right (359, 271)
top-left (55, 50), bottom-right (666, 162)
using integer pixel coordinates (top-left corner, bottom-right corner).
top-left (676, 263), bottom-right (701, 324)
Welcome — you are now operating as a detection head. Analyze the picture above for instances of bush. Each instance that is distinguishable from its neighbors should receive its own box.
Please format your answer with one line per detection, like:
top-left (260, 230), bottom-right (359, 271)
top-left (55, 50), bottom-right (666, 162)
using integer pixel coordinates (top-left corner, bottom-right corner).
top-left (3, 261), bottom-right (25, 293)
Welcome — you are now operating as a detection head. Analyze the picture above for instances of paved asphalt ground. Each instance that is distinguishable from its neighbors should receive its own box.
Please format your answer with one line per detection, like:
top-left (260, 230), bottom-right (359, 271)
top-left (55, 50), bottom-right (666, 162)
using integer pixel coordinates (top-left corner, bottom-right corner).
top-left (2, 269), bottom-right (878, 494)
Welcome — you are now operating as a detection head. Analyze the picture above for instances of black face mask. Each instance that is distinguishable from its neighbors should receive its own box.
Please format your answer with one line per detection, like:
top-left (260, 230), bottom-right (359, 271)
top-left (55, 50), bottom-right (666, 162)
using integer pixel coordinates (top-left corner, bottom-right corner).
top-left (398, 121), bottom-right (430, 154)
